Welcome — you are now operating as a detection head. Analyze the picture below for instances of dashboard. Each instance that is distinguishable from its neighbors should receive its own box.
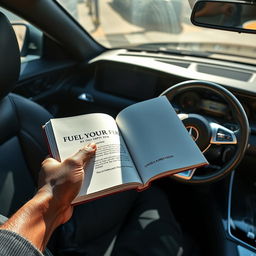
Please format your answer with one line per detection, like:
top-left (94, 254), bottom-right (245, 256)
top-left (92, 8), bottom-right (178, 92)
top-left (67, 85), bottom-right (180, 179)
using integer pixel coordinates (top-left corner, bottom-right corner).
top-left (90, 50), bottom-right (256, 127)
top-left (14, 49), bottom-right (256, 155)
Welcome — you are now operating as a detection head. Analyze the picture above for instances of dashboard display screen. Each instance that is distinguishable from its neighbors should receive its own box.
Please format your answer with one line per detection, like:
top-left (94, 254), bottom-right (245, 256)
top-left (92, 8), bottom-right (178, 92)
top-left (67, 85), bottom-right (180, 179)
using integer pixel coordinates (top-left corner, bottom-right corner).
top-left (200, 99), bottom-right (227, 115)
top-left (95, 62), bottom-right (157, 100)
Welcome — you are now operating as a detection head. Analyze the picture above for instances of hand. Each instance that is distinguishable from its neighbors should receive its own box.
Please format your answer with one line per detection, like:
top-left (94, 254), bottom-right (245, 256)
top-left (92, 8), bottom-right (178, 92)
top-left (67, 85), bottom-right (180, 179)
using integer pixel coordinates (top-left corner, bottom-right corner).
top-left (0, 144), bottom-right (96, 252)
top-left (38, 143), bottom-right (97, 224)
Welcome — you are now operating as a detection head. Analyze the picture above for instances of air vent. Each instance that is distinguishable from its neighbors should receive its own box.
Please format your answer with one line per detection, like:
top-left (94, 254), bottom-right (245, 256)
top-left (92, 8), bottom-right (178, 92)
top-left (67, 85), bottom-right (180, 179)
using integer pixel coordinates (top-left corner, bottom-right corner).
top-left (197, 65), bottom-right (253, 82)
top-left (156, 60), bottom-right (190, 68)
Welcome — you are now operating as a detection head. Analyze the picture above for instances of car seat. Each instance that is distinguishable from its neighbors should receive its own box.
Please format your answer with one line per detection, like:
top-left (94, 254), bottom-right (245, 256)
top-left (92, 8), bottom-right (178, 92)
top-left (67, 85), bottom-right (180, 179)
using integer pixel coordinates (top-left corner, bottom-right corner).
top-left (0, 12), bottom-right (52, 217)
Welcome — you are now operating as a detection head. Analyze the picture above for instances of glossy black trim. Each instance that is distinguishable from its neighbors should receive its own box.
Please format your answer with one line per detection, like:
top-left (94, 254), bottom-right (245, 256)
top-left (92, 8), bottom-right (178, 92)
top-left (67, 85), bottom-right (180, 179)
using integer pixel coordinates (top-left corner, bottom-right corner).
top-left (191, 0), bottom-right (256, 34)
top-left (227, 171), bottom-right (256, 252)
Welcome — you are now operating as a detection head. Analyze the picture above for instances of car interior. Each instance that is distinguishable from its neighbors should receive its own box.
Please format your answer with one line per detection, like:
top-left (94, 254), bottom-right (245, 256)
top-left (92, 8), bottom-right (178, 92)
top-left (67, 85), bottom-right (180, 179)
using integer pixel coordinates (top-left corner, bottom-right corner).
top-left (0, 0), bottom-right (256, 255)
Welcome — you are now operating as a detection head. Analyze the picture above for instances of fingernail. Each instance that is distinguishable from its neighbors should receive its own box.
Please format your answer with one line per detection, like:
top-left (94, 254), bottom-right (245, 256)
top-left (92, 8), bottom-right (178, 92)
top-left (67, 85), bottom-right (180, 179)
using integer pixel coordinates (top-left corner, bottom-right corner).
top-left (85, 143), bottom-right (97, 151)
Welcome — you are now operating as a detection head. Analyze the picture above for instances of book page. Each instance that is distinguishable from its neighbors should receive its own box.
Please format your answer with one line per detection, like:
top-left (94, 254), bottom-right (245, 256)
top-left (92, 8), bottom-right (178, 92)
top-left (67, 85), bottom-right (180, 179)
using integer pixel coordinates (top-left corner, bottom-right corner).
top-left (116, 96), bottom-right (208, 184)
top-left (49, 113), bottom-right (141, 196)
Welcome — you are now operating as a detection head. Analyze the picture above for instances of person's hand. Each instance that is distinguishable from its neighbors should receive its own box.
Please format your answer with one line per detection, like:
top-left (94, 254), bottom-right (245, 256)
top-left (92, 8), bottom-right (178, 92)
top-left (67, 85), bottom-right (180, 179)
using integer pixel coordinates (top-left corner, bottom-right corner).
top-left (0, 144), bottom-right (97, 252)
top-left (38, 143), bottom-right (97, 224)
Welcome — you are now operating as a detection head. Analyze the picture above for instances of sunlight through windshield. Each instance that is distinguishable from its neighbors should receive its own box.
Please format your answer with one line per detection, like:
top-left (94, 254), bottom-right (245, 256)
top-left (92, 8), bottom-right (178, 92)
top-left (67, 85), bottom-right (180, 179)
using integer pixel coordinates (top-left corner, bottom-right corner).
top-left (57, 0), bottom-right (256, 62)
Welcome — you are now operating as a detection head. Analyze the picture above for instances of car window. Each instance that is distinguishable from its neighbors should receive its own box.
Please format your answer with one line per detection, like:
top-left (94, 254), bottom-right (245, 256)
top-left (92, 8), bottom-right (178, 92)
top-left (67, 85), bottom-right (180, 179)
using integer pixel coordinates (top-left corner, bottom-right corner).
top-left (56, 0), bottom-right (256, 64)
top-left (0, 8), bottom-right (42, 63)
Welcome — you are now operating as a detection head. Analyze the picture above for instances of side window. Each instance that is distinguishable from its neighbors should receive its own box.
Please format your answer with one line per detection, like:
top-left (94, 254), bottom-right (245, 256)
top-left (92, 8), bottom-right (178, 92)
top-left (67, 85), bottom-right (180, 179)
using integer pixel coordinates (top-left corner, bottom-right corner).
top-left (0, 8), bottom-right (43, 63)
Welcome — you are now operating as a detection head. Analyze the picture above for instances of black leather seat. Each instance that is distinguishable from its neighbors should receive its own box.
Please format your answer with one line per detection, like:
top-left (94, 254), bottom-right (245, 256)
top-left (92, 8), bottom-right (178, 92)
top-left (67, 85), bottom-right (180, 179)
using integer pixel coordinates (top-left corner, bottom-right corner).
top-left (0, 12), bottom-right (52, 217)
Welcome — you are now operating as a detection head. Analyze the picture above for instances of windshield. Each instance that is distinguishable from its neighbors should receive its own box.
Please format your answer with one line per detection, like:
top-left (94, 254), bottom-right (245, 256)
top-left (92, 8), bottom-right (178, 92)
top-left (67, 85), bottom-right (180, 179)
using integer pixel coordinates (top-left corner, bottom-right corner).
top-left (57, 0), bottom-right (256, 63)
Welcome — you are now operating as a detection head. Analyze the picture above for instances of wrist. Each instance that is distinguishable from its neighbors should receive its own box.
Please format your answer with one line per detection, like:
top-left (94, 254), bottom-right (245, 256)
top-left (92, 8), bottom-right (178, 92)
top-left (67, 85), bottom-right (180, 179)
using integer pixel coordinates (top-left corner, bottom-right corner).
top-left (34, 185), bottom-right (69, 227)
top-left (0, 186), bottom-right (66, 251)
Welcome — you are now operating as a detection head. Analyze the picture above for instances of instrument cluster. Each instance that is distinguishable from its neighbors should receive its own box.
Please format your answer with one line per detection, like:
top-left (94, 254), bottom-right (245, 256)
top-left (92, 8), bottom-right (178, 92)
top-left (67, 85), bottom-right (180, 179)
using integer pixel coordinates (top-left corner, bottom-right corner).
top-left (172, 90), bottom-right (256, 124)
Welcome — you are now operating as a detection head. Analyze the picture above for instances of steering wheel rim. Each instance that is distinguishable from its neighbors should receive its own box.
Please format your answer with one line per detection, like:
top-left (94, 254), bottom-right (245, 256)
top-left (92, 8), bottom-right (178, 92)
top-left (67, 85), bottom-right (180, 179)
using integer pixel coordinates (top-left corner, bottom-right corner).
top-left (160, 80), bottom-right (249, 183)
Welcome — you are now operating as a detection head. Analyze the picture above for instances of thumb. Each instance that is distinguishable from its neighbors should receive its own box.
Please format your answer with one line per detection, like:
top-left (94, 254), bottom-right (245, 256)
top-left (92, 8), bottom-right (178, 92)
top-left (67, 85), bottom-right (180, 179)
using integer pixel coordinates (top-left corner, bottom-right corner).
top-left (71, 143), bottom-right (97, 167)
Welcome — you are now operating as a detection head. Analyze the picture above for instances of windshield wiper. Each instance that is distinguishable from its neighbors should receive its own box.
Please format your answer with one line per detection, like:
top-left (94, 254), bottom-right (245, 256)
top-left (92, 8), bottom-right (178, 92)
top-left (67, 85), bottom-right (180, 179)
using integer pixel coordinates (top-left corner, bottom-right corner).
top-left (128, 45), bottom-right (211, 58)
top-left (125, 42), bottom-right (256, 66)
top-left (128, 42), bottom-right (256, 65)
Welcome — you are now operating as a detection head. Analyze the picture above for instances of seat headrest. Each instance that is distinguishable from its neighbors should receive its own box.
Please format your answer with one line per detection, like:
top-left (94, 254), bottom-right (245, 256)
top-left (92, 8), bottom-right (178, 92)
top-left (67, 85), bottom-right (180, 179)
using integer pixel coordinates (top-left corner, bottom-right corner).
top-left (0, 12), bottom-right (20, 99)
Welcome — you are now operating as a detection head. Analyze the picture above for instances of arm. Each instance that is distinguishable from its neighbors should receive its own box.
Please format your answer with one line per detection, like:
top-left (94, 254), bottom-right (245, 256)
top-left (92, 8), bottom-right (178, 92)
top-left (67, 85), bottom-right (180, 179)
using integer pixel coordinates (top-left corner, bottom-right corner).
top-left (0, 143), bottom-right (96, 252)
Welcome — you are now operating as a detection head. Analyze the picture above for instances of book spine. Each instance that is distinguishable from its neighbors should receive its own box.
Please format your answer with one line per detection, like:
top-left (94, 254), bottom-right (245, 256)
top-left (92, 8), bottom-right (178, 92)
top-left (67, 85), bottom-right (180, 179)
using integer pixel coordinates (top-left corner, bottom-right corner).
top-left (41, 126), bottom-right (53, 158)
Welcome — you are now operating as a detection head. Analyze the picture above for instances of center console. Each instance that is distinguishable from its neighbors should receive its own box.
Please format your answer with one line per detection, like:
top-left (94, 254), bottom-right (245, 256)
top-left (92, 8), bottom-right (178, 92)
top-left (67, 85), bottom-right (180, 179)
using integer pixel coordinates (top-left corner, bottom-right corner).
top-left (228, 167), bottom-right (256, 255)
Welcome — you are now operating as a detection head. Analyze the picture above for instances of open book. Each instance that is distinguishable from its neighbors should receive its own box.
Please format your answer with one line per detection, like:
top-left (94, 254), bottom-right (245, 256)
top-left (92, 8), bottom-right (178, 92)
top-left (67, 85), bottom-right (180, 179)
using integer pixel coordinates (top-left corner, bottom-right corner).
top-left (44, 96), bottom-right (208, 204)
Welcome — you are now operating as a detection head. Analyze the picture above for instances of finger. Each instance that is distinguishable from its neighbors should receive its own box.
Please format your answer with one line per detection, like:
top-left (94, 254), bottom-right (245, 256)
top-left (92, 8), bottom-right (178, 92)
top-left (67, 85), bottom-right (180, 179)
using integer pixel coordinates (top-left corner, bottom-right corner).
top-left (42, 157), bottom-right (60, 166)
top-left (70, 143), bottom-right (97, 166)
top-left (44, 154), bottom-right (51, 160)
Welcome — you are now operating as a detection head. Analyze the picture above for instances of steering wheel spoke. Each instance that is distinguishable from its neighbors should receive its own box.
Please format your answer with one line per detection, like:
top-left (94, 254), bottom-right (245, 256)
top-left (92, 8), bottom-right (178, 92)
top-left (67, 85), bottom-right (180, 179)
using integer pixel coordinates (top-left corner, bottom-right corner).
top-left (210, 122), bottom-right (237, 145)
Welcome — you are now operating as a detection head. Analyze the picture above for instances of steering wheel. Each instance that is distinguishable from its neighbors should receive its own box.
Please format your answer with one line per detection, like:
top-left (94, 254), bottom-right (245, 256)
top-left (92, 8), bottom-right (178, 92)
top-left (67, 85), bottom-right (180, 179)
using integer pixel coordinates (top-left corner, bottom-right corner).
top-left (160, 80), bottom-right (249, 183)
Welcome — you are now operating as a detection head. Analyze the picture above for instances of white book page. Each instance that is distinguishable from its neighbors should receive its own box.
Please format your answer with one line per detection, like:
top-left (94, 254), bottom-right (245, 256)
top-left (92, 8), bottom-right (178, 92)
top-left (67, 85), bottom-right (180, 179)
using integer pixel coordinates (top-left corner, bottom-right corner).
top-left (116, 97), bottom-right (208, 184)
top-left (49, 113), bottom-right (141, 196)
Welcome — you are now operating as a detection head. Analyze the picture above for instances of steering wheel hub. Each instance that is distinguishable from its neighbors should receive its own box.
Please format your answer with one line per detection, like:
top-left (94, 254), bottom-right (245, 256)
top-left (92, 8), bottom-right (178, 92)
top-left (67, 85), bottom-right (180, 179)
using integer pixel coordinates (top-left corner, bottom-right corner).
top-left (179, 113), bottom-right (211, 152)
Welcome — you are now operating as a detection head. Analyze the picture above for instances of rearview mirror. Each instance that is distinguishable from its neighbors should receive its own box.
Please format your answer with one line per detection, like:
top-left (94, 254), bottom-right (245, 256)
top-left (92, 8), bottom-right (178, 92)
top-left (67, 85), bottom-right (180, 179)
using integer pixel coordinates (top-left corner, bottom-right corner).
top-left (191, 0), bottom-right (256, 34)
